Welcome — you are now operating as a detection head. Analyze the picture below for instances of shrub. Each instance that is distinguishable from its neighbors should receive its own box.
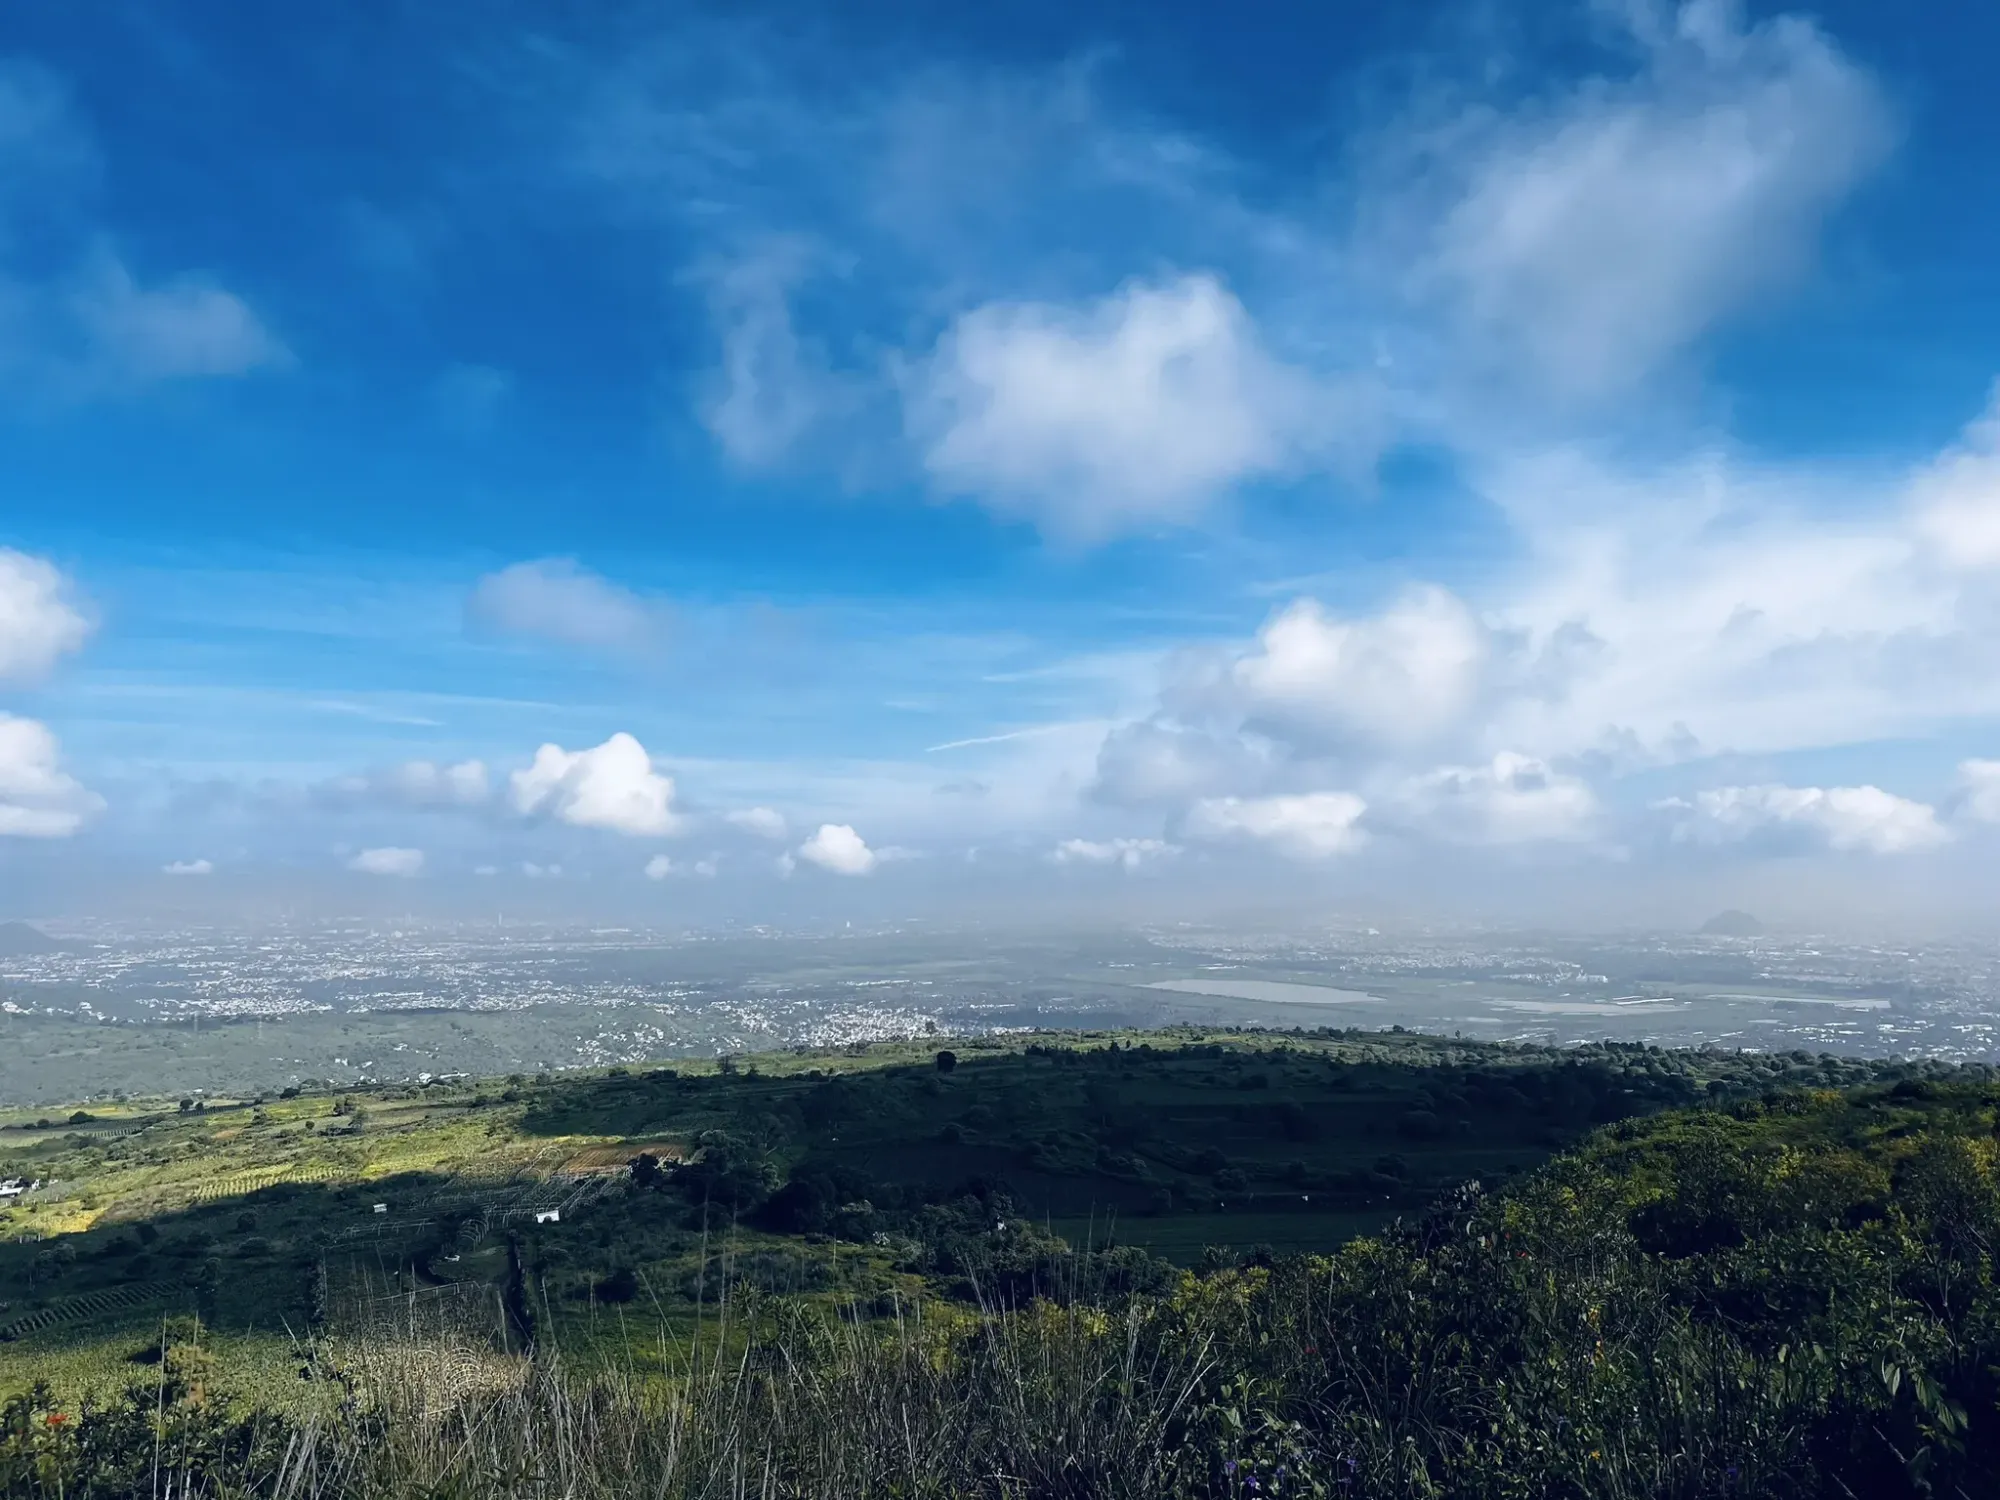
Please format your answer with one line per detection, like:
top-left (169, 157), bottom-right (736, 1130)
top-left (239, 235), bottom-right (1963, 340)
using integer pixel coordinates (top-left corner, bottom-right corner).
top-left (594, 1266), bottom-right (640, 1303)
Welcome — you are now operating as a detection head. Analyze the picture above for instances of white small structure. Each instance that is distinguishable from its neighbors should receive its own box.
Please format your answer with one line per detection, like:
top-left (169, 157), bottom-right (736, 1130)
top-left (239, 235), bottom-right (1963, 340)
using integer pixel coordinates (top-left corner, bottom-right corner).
top-left (534, 1208), bottom-right (561, 1224)
top-left (371, 1202), bottom-right (388, 1214)
top-left (0, 1179), bottom-right (23, 1200)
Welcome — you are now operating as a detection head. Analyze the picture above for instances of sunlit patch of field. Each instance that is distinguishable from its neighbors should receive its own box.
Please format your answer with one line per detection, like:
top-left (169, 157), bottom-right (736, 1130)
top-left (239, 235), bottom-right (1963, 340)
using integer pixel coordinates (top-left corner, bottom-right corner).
top-left (21, 1200), bottom-right (107, 1235)
top-left (0, 1323), bottom-right (312, 1408)
top-left (560, 1138), bottom-right (686, 1174)
top-left (192, 1163), bottom-right (339, 1203)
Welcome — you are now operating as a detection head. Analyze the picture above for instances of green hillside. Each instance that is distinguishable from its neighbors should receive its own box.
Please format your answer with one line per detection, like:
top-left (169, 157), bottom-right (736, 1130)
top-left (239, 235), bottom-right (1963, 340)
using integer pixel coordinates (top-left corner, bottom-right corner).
top-left (2, 1027), bottom-right (1995, 1497)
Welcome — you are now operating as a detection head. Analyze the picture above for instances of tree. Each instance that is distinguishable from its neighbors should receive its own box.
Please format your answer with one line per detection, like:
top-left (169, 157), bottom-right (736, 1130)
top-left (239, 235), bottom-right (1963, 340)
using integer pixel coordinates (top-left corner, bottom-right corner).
top-left (178, 1098), bottom-right (194, 1114)
top-left (935, 1050), bottom-right (959, 1075)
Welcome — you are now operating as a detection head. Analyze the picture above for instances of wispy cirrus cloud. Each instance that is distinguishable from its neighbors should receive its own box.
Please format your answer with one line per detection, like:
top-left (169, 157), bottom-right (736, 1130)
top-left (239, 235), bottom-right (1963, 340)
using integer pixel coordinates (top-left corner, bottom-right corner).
top-left (1371, 0), bottom-right (1895, 400)
top-left (69, 251), bottom-right (290, 383)
top-left (0, 64), bottom-right (288, 396)
top-left (468, 559), bottom-right (671, 656)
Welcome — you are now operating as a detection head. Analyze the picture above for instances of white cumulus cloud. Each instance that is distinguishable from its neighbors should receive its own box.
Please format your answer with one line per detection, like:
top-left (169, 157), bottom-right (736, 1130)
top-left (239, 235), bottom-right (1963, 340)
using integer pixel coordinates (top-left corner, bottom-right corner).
top-left (1185, 792), bottom-right (1368, 860)
top-left (1390, 753), bottom-right (1598, 845)
top-left (1675, 784), bottom-right (1948, 854)
top-left (348, 846), bottom-right (425, 877)
top-left (1082, 395), bottom-right (2000, 872)
top-left (643, 854), bottom-right (675, 880)
top-left (797, 823), bottom-right (877, 875)
top-left (1446, 436), bottom-right (1993, 765)
top-left (162, 859), bottom-right (213, 875)
top-left (910, 273), bottom-right (1357, 541)
top-left (0, 713), bottom-right (102, 837)
top-left (0, 550), bottom-right (91, 681)
top-left (510, 732), bottom-right (681, 837)
top-left (1218, 587), bottom-right (1489, 754)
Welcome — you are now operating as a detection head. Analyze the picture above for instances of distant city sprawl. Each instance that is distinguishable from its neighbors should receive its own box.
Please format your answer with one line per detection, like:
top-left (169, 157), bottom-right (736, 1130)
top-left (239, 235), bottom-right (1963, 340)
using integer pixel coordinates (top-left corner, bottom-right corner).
top-left (0, 919), bottom-right (1986, 1105)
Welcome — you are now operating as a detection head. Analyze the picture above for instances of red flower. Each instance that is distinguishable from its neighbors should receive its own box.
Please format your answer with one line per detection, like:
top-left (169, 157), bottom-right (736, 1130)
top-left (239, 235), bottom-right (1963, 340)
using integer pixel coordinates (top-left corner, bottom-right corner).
top-left (45, 1413), bottom-right (68, 1427)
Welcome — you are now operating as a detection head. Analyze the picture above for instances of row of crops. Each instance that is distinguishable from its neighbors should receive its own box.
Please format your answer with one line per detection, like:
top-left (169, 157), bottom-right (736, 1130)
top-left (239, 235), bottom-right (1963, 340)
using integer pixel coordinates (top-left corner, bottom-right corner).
top-left (191, 1162), bottom-right (338, 1204)
top-left (0, 1280), bottom-right (172, 1343)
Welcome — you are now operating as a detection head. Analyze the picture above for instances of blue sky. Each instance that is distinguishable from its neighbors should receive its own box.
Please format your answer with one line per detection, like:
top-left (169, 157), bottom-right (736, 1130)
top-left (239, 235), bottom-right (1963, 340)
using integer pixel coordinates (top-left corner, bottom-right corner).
top-left (4, 0), bottom-right (2000, 927)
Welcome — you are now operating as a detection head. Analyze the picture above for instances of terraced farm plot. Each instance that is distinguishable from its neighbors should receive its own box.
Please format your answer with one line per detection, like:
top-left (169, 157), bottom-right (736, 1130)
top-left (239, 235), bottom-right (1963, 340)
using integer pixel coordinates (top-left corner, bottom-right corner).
top-left (0, 1280), bottom-right (176, 1343)
top-left (192, 1162), bottom-right (338, 1204)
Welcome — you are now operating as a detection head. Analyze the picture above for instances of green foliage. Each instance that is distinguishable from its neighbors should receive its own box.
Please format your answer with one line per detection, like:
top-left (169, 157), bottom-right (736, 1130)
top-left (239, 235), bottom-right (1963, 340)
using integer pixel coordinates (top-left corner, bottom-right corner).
top-left (11, 1032), bottom-right (2000, 1496)
top-left (1, 1344), bottom-right (296, 1499)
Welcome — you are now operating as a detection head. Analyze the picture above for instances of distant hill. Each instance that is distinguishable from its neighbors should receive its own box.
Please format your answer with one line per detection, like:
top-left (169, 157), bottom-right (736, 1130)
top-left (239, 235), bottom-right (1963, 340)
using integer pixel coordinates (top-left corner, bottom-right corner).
top-left (1699, 909), bottom-right (1763, 937)
top-left (0, 921), bottom-right (61, 956)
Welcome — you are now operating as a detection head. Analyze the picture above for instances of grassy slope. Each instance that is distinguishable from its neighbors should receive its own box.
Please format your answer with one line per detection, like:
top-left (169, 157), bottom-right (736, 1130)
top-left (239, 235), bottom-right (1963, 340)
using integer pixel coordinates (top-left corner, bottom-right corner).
top-left (0, 1025), bottom-right (1947, 1401)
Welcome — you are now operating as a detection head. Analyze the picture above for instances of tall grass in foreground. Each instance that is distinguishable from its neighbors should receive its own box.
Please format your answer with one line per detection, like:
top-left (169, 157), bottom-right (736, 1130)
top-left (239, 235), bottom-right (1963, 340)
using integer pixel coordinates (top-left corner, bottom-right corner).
top-left (12, 1094), bottom-right (2000, 1499)
top-left (2, 1254), bottom-right (1961, 1500)
top-left (292, 1290), bottom-right (1219, 1500)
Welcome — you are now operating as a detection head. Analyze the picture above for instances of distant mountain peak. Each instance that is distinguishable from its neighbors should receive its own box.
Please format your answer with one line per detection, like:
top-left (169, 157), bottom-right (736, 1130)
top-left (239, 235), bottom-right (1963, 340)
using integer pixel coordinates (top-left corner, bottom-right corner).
top-left (1699, 910), bottom-right (1763, 938)
top-left (0, 920), bottom-right (61, 955)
